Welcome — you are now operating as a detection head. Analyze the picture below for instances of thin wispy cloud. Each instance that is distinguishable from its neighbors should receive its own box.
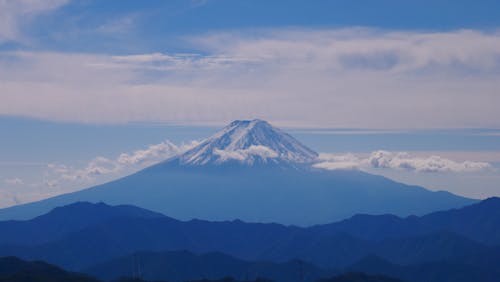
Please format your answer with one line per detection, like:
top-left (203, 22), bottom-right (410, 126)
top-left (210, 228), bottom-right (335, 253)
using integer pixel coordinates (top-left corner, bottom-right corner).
top-left (0, 0), bottom-right (68, 43)
top-left (1, 29), bottom-right (500, 128)
top-left (0, 139), bottom-right (194, 208)
top-left (315, 151), bottom-right (492, 173)
top-left (192, 28), bottom-right (500, 73)
top-left (45, 140), bottom-right (199, 187)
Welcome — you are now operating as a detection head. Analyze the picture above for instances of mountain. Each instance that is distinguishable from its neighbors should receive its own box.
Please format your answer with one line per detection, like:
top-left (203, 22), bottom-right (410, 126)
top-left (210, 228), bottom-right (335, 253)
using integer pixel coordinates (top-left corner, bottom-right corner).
top-left (311, 197), bottom-right (500, 244)
top-left (0, 202), bottom-right (165, 246)
top-left (1, 199), bottom-right (499, 272)
top-left (0, 119), bottom-right (475, 225)
top-left (84, 250), bottom-right (332, 282)
top-left (347, 253), bottom-right (500, 282)
top-left (177, 119), bottom-right (318, 166)
top-left (0, 256), bottom-right (99, 282)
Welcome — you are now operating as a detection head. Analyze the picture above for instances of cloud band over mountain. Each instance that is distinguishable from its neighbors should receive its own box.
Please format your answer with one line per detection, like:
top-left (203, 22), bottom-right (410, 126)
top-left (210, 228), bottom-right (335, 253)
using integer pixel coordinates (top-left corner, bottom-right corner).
top-left (315, 151), bottom-right (492, 173)
top-left (47, 141), bottom-right (492, 190)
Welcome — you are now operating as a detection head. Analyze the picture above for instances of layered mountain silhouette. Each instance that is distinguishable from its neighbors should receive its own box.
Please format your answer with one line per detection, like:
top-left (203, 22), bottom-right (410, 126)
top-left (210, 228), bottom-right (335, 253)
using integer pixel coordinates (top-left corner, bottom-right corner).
top-left (347, 253), bottom-right (500, 282)
top-left (0, 256), bottom-right (410, 282)
top-left (0, 198), bottom-right (499, 282)
top-left (85, 250), bottom-right (331, 282)
top-left (0, 256), bottom-right (98, 282)
top-left (0, 202), bottom-right (164, 246)
top-left (0, 119), bottom-right (475, 225)
top-left (317, 272), bottom-right (405, 282)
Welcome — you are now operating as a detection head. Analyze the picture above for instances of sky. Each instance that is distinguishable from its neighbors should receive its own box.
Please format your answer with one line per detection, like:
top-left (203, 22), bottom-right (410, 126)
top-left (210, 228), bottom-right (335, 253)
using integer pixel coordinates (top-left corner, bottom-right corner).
top-left (1, 0), bottom-right (500, 207)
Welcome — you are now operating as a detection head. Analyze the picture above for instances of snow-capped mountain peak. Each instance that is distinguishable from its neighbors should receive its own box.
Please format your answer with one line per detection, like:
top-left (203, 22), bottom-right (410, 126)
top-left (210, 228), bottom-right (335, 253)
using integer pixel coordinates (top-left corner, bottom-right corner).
top-left (177, 119), bottom-right (318, 166)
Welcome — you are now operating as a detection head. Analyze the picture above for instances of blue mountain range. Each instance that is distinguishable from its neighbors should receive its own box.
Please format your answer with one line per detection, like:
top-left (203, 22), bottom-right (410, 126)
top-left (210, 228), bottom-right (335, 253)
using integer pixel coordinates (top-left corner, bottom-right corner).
top-left (0, 198), bottom-right (499, 282)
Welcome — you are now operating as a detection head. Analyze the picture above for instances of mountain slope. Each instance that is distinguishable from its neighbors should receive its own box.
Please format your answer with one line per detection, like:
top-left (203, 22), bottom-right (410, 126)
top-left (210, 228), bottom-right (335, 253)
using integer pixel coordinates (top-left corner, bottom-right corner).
top-left (0, 120), bottom-right (476, 225)
top-left (0, 167), bottom-right (475, 225)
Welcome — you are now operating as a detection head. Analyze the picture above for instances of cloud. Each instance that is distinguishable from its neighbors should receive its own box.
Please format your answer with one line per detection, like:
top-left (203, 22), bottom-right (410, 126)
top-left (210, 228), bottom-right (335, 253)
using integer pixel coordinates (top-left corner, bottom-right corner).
top-left (368, 150), bottom-right (492, 173)
top-left (214, 145), bottom-right (278, 163)
top-left (47, 140), bottom-right (197, 186)
top-left (0, 139), bottom-right (203, 208)
top-left (0, 0), bottom-right (68, 43)
top-left (192, 28), bottom-right (500, 73)
top-left (1, 29), bottom-right (500, 128)
top-left (106, 52), bottom-right (258, 73)
top-left (314, 151), bottom-right (492, 173)
top-left (53, 156), bottom-right (119, 182)
top-left (213, 149), bottom-right (246, 162)
top-left (313, 154), bottom-right (362, 170)
top-left (117, 141), bottom-right (181, 165)
top-left (244, 145), bottom-right (279, 158)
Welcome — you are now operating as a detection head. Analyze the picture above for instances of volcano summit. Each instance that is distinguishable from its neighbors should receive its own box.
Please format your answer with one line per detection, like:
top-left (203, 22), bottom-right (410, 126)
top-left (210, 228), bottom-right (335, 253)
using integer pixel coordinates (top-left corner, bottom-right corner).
top-left (174, 119), bottom-right (318, 166)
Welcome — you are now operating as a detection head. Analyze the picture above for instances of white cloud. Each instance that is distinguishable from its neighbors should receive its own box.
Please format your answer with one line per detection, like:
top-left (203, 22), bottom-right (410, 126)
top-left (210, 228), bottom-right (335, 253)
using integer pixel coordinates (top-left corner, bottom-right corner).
top-left (1, 29), bottom-right (500, 128)
top-left (214, 145), bottom-right (278, 163)
top-left (47, 139), bottom-right (196, 186)
top-left (244, 145), bottom-right (279, 158)
top-left (56, 156), bottom-right (118, 182)
top-left (111, 53), bottom-right (176, 64)
top-left (314, 151), bottom-right (492, 173)
top-left (193, 28), bottom-right (500, 72)
top-left (117, 141), bottom-right (180, 165)
top-left (106, 53), bottom-right (257, 72)
top-left (0, 0), bottom-right (68, 43)
top-left (313, 153), bottom-right (362, 170)
top-left (368, 150), bottom-right (492, 173)
top-left (213, 148), bottom-right (245, 162)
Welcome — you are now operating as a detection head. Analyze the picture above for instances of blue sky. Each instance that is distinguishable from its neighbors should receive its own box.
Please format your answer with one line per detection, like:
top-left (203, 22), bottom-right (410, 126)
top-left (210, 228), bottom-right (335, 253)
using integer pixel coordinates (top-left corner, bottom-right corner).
top-left (1, 0), bottom-right (500, 207)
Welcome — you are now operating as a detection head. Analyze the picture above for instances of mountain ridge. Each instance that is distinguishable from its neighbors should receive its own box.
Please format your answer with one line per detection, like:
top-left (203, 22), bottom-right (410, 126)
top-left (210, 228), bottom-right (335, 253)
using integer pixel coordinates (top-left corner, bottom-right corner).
top-left (0, 197), bottom-right (498, 271)
top-left (0, 202), bottom-right (165, 246)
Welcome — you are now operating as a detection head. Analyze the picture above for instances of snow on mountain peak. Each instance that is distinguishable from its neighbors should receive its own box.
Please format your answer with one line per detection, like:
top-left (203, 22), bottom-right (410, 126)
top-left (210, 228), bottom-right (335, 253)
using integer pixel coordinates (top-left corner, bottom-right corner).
top-left (177, 119), bottom-right (318, 166)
